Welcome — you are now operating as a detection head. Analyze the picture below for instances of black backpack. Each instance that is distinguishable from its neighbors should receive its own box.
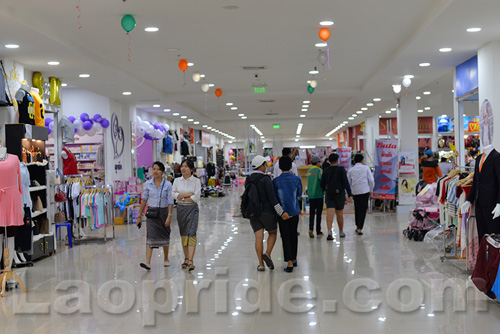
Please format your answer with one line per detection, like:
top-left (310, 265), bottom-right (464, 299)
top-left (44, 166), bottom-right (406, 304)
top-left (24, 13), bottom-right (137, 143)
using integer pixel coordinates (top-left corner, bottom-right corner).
top-left (326, 167), bottom-right (342, 197)
top-left (241, 174), bottom-right (267, 219)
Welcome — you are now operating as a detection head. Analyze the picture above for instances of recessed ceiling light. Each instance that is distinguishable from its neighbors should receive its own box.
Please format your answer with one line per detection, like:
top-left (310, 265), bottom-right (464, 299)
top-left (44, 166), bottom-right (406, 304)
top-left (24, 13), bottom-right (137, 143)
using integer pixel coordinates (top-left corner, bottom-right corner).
top-left (61, 83), bottom-right (68, 87)
top-left (307, 80), bottom-right (311, 84)
top-left (202, 125), bottom-right (208, 128)
top-left (145, 27), bottom-right (159, 32)
top-left (419, 62), bottom-right (430, 67)
top-left (404, 74), bottom-right (414, 79)
top-left (379, 115), bottom-right (382, 118)
top-left (207, 127), bottom-right (212, 129)
top-left (173, 113), bottom-right (180, 116)
top-left (200, 74), bottom-right (205, 78)
top-left (295, 139), bottom-right (299, 142)
top-left (309, 70), bottom-right (319, 75)
top-left (79, 74), bottom-right (90, 78)
top-left (167, 48), bottom-right (179, 52)
top-left (439, 47), bottom-right (452, 53)
top-left (425, 107), bottom-right (431, 110)
top-left (296, 135), bottom-right (300, 138)
top-left (385, 110), bottom-right (391, 114)
top-left (361, 107), bottom-right (368, 111)
top-left (301, 109), bottom-right (308, 112)
top-left (226, 103), bottom-right (233, 106)
top-left (329, 138), bottom-right (333, 141)
top-left (352, 114), bottom-right (357, 117)
top-left (241, 116), bottom-right (247, 119)
top-left (373, 98), bottom-right (381, 102)
top-left (181, 116), bottom-right (187, 119)
top-left (223, 5), bottom-right (239, 10)
top-left (163, 108), bottom-right (170, 112)
top-left (366, 103), bottom-right (374, 106)
top-left (231, 107), bottom-right (238, 110)
top-left (47, 61), bottom-right (60, 66)
top-left (208, 83), bottom-right (215, 87)
top-left (391, 108), bottom-right (396, 111)
top-left (467, 27), bottom-right (481, 33)
top-left (5, 44), bottom-right (19, 49)
top-left (416, 96), bottom-right (421, 100)
top-left (122, 92), bottom-right (132, 95)
top-left (303, 100), bottom-right (310, 104)
top-left (348, 117), bottom-right (355, 120)
top-left (302, 105), bottom-right (309, 108)
top-left (320, 21), bottom-right (334, 26)
top-left (356, 111), bottom-right (363, 114)
top-left (153, 104), bottom-right (160, 108)
top-left (423, 91), bottom-right (431, 95)
top-left (188, 119), bottom-right (193, 122)
top-left (238, 114), bottom-right (244, 116)
top-left (315, 43), bottom-right (327, 48)
top-left (300, 115), bottom-right (306, 118)
top-left (187, 62), bottom-right (194, 67)
top-left (418, 109), bottom-right (424, 113)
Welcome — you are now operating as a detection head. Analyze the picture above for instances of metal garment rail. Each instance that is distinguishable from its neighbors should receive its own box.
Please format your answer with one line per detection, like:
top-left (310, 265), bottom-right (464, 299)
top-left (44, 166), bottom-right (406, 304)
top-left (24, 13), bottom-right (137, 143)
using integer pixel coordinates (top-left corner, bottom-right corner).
top-left (74, 184), bottom-right (115, 243)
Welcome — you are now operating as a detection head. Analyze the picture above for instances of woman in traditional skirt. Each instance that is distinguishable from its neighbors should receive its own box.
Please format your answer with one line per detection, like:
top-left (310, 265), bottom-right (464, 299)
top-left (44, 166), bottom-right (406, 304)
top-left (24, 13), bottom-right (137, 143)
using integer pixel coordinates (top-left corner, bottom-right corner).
top-left (137, 161), bottom-right (174, 270)
top-left (172, 159), bottom-right (201, 271)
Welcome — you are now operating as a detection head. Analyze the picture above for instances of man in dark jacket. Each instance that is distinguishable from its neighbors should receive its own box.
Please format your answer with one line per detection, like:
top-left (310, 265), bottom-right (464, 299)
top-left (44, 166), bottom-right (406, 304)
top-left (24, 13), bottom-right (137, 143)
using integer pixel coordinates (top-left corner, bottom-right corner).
top-left (320, 153), bottom-right (353, 239)
top-left (245, 155), bottom-right (289, 271)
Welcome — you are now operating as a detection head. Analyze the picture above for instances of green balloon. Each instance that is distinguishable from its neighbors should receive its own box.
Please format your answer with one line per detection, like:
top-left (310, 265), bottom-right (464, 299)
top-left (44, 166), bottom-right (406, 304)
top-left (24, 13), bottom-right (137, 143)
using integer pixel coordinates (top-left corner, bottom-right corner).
top-left (121, 14), bottom-right (136, 33)
top-left (307, 85), bottom-right (315, 94)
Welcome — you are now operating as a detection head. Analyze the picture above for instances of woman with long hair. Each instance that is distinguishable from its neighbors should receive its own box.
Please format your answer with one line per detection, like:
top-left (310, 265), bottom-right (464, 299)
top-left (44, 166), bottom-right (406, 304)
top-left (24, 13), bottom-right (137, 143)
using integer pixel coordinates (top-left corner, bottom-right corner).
top-left (172, 159), bottom-right (201, 271)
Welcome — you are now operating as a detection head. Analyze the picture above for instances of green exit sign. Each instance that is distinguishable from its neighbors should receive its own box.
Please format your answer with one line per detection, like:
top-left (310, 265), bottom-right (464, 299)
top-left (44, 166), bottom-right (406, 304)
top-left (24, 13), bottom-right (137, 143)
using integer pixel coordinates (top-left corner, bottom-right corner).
top-left (273, 124), bottom-right (280, 129)
top-left (254, 87), bottom-right (266, 93)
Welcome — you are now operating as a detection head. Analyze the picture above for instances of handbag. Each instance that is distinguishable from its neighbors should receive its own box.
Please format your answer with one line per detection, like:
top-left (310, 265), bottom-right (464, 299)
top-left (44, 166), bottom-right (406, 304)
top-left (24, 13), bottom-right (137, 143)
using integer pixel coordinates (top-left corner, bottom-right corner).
top-left (33, 196), bottom-right (44, 212)
top-left (145, 181), bottom-right (164, 218)
top-left (39, 218), bottom-right (50, 234)
top-left (54, 186), bottom-right (67, 202)
top-left (54, 208), bottom-right (66, 223)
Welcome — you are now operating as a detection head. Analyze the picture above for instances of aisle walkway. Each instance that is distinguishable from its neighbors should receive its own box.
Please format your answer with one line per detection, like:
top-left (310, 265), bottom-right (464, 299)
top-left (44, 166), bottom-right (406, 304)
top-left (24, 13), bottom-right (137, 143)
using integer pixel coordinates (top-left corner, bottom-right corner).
top-left (0, 190), bottom-right (499, 334)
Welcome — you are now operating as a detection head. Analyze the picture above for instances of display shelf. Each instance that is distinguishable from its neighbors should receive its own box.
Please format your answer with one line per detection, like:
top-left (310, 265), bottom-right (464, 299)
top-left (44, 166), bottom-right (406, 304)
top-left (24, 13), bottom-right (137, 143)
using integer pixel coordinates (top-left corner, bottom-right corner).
top-left (32, 209), bottom-right (47, 218)
top-left (29, 185), bottom-right (47, 192)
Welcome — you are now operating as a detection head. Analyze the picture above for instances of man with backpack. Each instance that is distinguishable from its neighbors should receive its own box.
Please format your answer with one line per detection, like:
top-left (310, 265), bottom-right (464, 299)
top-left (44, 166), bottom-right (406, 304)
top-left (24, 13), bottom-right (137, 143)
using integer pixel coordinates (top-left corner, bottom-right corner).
top-left (242, 155), bottom-right (289, 271)
top-left (320, 153), bottom-right (353, 239)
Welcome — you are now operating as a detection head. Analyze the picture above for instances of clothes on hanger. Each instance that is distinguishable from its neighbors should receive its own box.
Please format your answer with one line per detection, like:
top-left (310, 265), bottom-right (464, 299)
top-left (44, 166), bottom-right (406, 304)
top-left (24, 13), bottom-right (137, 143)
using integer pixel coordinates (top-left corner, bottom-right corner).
top-left (0, 154), bottom-right (24, 227)
top-left (62, 148), bottom-right (79, 175)
top-left (163, 136), bottom-right (173, 154)
top-left (16, 87), bottom-right (35, 125)
top-left (59, 117), bottom-right (75, 143)
top-left (19, 162), bottom-right (32, 210)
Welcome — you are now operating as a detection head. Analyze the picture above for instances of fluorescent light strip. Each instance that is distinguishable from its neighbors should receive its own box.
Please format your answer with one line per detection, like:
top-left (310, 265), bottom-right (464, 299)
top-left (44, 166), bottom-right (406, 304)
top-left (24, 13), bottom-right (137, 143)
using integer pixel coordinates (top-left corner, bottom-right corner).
top-left (296, 123), bottom-right (303, 135)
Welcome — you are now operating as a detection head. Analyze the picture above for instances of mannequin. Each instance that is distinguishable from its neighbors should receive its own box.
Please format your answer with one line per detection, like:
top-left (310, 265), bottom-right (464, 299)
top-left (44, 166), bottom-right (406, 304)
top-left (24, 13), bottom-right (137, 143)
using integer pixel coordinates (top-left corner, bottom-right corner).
top-left (15, 84), bottom-right (35, 126)
top-left (461, 144), bottom-right (500, 240)
top-left (61, 148), bottom-right (78, 175)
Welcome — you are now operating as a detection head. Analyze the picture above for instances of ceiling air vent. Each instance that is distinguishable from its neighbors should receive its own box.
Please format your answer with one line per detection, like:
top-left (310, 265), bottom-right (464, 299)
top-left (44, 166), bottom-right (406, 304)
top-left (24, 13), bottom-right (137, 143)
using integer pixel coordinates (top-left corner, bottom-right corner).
top-left (259, 100), bottom-right (275, 103)
top-left (242, 66), bottom-right (267, 71)
top-left (265, 112), bottom-right (279, 116)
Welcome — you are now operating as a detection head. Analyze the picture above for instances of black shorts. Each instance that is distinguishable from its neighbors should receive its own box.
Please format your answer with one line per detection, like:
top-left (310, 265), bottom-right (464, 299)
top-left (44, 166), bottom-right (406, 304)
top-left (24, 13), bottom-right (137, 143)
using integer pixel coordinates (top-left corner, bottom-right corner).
top-left (250, 212), bottom-right (277, 232)
top-left (325, 195), bottom-right (346, 210)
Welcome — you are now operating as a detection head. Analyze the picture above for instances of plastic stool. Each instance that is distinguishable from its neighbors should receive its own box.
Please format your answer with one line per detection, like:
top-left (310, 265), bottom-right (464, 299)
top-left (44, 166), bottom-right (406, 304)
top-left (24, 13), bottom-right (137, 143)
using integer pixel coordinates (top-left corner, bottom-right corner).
top-left (55, 223), bottom-right (73, 248)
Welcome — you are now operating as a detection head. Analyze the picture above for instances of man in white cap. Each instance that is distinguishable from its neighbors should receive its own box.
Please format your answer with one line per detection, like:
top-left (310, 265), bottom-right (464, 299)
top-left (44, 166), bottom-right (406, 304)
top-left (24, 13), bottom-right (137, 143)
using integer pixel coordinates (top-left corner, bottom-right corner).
top-left (243, 155), bottom-right (289, 271)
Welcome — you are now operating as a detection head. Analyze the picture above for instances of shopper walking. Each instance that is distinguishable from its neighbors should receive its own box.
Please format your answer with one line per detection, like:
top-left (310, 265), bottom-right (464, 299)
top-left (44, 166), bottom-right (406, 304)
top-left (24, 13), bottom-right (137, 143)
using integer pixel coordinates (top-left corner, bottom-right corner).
top-left (137, 161), bottom-right (174, 270)
top-left (419, 150), bottom-right (442, 184)
top-left (172, 159), bottom-right (201, 271)
top-left (438, 157), bottom-right (453, 176)
top-left (243, 155), bottom-right (288, 271)
top-left (320, 153), bottom-right (353, 239)
top-left (347, 154), bottom-right (374, 235)
top-left (273, 156), bottom-right (303, 272)
top-left (274, 148), bottom-right (298, 177)
top-left (307, 156), bottom-right (324, 238)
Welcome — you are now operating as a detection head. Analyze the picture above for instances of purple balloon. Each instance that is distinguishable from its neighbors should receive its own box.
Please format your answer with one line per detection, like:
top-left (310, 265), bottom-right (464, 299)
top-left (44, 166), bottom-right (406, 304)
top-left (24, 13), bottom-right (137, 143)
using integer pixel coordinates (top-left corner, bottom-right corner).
top-left (45, 118), bottom-right (53, 127)
top-left (144, 133), bottom-right (152, 140)
top-left (93, 114), bottom-right (102, 123)
top-left (82, 121), bottom-right (93, 130)
top-left (80, 113), bottom-right (89, 122)
top-left (101, 118), bottom-right (110, 128)
top-left (74, 127), bottom-right (78, 134)
top-left (48, 128), bottom-right (52, 135)
top-left (68, 116), bottom-right (75, 123)
top-left (153, 123), bottom-right (160, 130)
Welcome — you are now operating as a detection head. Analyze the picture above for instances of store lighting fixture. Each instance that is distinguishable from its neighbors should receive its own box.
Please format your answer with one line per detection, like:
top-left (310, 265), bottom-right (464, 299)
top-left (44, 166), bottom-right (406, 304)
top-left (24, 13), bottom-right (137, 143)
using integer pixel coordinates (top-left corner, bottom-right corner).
top-left (404, 74), bottom-right (414, 79)
top-left (153, 104), bottom-right (160, 108)
top-left (61, 83), bottom-right (68, 87)
top-left (163, 108), bottom-right (170, 112)
top-left (295, 139), bottom-right (299, 142)
top-left (300, 115), bottom-right (306, 118)
top-left (48, 61), bottom-right (60, 66)
top-left (439, 47), bottom-right (452, 53)
top-left (425, 107), bottom-right (431, 110)
top-left (262, 140), bottom-right (266, 143)
top-left (361, 107), bottom-right (368, 111)
top-left (296, 123), bottom-right (303, 135)
top-left (181, 116), bottom-right (187, 119)
top-left (315, 42), bottom-right (327, 47)
top-left (300, 145), bottom-right (316, 149)
top-left (301, 109), bottom-right (308, 112)
top-left (228, 141), bottom-right (233, 143)
top-left (385, 110), bottom-right (391, 114)
top-left (303, 100), bottom-right (310, 104)
top-left (467, 27), bottom-right (482, 32)
top-left (231, 107), bottom-right (238, 110)
top-left (309, 69), bottom-right (319, 75)
top-left (418, 109), bottom-right (424, 113)
top-left (79, 74), bottom-right (90, 78)
top-left (5, 44), bottom-right (19, 49)
top-left (302, 105), bottom-right (309, 108)
top-left (200, 74), bottom-right (206, 78)
top-left (145, 27), bottom-right (159, 32)
top-left (379, 115), bottom-right (382, 118)
top-left (366, 103), bottom-right (374, 106)
top-left (250, 125), bottom-right (263, 136)
top-left (202, 125), bottom-right (208, 128)
top-left (173, 113), bottom-right (180, 116)
top-left (416, 96), bottom-right (421, 100)
top-left (226, 103), bottom-right (233, 106)
top-left (352, 114), bottom-right (357, 117)
top-left (188, 62), bottom-right (194, 67)
top-left (419, 62), bottom-right (430, 67)
top-left (320, 21), bottom-right (334, 26)
top-left (188, 119), bottom-right (193, 122)
top-left (194, 121), bottom-right (200, 124)
top-left (373, 98), bottom-right (381, 102)
top-left (329, 138), bottom-right (333, 141)
top-left (423, 91), bottom-right (431, 95)
top-left (307, 80), bottom-right (311, 84)
top-left (296, 135), bottom-right (300, 138)
top-left (391, 108), bottom-right (396, 111)
top-left (208, 83), bottom-right (215, 87)
top-left (356, 110), bottom-right (363, 114)
top-left (348, 117), bottom-right (355, 120)
top-left (122, 92), bottom-right (132, 96)
top-left (238, 114), bottom-right (244, 116)
top-left (207, 126), bottom-right (212, 129)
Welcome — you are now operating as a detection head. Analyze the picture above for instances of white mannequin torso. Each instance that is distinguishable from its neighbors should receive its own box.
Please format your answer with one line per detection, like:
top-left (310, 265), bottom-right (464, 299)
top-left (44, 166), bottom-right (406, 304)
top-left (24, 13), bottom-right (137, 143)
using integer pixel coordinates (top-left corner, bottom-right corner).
top-left (0, 147), bottom-right (7, 159)
top-left (482, 144), bottom-right (494, 158)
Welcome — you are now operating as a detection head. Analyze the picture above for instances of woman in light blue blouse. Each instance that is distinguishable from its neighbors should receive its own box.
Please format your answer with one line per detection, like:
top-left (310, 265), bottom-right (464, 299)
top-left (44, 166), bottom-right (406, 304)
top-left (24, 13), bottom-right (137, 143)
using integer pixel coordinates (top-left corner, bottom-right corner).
top-left (137, 161), bottom-right (174, 270)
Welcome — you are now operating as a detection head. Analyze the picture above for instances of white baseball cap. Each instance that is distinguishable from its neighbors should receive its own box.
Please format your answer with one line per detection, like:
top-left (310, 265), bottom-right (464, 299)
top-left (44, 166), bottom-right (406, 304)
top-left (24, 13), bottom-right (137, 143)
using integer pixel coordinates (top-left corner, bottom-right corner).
top-left (251, 155), bottom-right (267, 168)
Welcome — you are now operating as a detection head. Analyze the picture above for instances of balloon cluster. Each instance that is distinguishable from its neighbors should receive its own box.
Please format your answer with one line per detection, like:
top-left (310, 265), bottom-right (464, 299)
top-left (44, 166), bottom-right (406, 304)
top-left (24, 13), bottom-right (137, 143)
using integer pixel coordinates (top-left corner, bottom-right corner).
top-left (135, 116), bottom-right (170, 141)
top-left (45, 113), bottom-right (110, 137)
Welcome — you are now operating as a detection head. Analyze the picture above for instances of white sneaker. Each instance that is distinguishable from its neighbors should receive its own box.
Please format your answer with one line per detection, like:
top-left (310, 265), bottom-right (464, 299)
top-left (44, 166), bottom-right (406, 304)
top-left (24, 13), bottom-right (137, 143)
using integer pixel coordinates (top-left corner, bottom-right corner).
top-left (164, 261), bottom-right (170, 267)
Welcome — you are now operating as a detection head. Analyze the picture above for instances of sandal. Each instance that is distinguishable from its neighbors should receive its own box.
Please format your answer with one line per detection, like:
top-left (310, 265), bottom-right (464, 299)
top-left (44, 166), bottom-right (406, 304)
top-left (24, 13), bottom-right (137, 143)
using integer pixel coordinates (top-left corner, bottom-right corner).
top-left (181, 258), bottom-right (189, 269)
top-left (261, 254), bottom-right (274, 270)
top-left (188, 260), bottom-right (195, 271)
top-left (257, 266), bottom-right (265, 272)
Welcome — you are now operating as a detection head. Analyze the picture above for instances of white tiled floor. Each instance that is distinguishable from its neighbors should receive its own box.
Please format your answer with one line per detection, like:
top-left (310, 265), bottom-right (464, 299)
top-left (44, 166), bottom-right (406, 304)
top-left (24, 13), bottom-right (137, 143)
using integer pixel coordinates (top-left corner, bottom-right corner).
top-left (1, 190), bottom-right (500, 333)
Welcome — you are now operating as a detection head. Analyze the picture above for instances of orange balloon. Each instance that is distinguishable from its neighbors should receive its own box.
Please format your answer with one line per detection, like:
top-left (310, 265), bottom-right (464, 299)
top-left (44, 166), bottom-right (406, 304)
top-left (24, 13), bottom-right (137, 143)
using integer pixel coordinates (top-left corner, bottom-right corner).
top-left (215, 88), bottom-right (222, 98)
top-left (178, 59), bottom-right (188, 72)
top-left (319, 27), bottom-right (330, 42)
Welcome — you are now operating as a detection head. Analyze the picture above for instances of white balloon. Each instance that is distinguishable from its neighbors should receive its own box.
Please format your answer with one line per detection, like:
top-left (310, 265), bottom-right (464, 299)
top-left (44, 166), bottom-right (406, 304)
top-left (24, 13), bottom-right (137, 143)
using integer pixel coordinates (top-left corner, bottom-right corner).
top-left (136, 116), bottom-right (142, 124)
top-left (402, 77), bottom-right (412, 88)
top-left (201, 83), bottom-right (209, 93)
top-left (310, 80), bottom-right (318, 88)
top-left (192, 72), bottom-right (201, 83)
top-left (92, 122), bottom-right (102, 132)
top-left (74, 119), bottom-right (83, 129)
top-left (49, 122), bottom-right (55, 131)
top-left (155, 130), bottom-right (163, 139)
top-left (77, 127), bottom-right (86, 136)
top-left (87, 128), bottom-right (96, 136)
top-left (164, 123), bottom-right (170, 132)
top-left (137, 127), bottom-right (145, 138)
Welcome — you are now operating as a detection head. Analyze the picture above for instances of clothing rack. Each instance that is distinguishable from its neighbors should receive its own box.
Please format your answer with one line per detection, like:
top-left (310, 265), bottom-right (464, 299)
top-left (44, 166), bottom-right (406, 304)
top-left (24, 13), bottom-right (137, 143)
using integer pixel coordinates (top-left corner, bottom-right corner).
top-left (73, 184), bottom-right (115, 243)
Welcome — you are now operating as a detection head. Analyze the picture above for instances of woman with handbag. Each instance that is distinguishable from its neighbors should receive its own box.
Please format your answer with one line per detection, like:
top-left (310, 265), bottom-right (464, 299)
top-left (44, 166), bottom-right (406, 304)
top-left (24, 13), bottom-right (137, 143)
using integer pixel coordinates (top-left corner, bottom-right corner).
top-left (172, 159), bottom-right (201, 271)
top-left (137, 161), bottom-right (174, 271)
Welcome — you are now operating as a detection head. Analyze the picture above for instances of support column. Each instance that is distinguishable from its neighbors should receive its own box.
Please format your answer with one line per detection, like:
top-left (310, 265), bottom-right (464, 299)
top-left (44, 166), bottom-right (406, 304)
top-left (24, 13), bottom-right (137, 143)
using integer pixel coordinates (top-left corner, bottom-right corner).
top-left (478, 41), bottom-right (500, 150)
top-left (364, 115), bottom-right (380, 168)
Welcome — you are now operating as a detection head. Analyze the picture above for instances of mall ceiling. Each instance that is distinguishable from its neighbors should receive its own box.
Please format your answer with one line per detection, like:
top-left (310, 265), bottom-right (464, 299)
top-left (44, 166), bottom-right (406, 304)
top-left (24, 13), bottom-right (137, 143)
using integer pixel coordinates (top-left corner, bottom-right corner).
top-left (0, 0), bottom-right (499, 142)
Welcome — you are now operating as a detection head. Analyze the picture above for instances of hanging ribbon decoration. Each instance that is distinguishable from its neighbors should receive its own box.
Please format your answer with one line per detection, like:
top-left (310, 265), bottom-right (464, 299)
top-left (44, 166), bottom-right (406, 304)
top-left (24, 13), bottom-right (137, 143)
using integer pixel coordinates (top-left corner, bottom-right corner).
top-left (319, 28), bottom-right (331, 69)
top-left (318, 51), bottom-right (327, 89)
top-left (178, 59), bottom-right (188, 86)
top-left (76, 0), bottom-right (82, 30)
top-left (201, 83), bottom-right (210, 114)
top-left (121, 15), bottom-right (136, 62)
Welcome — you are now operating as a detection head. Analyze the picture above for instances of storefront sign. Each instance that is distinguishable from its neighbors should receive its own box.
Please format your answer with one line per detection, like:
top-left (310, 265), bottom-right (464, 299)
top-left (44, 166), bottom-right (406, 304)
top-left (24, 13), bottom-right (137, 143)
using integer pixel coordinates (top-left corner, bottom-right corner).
top-left (373, 140), bottom-right (398, 200)
top-left (201, 131), bottom-right (211, 147)
top-left (399, 177), bottom-right (417, 205)
top-left (337, 147), bottom-right (352, 171)
top-left (398, 151), bottom-right (416, 175)
top-left (437, 116), bottom-right (480, 133)
top-left (379, 117), bottom-right (433, 135)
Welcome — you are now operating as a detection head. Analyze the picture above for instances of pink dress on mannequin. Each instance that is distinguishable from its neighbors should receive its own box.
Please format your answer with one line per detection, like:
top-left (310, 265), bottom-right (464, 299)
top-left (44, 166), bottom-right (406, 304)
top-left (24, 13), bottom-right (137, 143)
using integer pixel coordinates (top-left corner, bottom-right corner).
top-left (0, 154), bottom-right (24, 227)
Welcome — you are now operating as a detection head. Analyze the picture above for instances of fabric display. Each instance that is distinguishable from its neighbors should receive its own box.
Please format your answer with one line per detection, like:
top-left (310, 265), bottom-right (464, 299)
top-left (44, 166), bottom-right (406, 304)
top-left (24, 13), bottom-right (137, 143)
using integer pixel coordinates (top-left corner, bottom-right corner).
top-left (0, 155), bottom-right (25, 227)
top-left (181, 139), bottom-right (190, 157)
top-left (77, 188), bottom-right (113, 230)
top-left (163, 135), bottom-right (173, 154)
